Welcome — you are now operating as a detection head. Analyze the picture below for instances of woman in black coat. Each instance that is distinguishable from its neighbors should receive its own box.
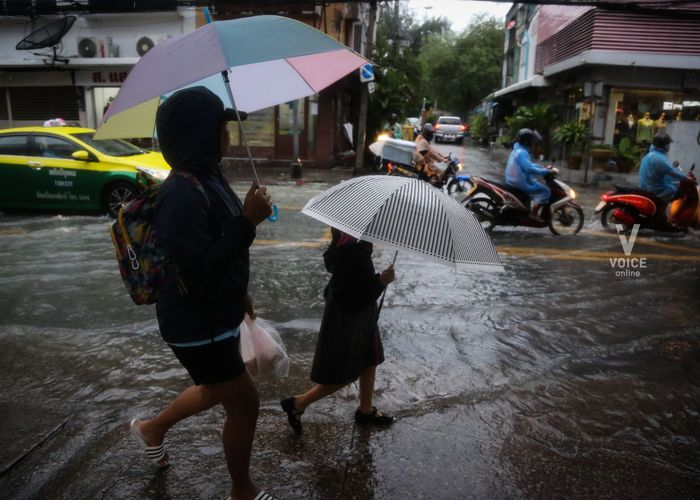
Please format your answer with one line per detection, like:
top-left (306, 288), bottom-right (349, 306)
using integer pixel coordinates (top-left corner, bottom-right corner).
top-left (280, 227), bottom-right (395, 433)
top-left (128, 87), bottom-right (274, 500)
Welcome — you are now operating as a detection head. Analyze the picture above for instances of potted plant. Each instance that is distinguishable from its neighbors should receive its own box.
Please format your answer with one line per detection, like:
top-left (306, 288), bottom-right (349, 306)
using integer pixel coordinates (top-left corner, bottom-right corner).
top-left (613, 137), bottom-right (644, 173)
top-left (553, 121), bottom-right (588, 169)
top-left (590, 143), bottom-right (616, 171)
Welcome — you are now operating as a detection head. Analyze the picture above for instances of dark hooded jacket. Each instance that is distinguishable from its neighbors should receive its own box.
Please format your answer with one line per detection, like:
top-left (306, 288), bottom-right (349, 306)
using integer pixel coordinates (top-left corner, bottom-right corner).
top-left (154, 87), bottom-right (255, 344)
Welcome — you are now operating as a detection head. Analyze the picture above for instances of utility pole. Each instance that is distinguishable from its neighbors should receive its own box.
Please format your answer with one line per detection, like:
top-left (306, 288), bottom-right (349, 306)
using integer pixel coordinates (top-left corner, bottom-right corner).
top-left (353, 0), bottom-right (377, 176)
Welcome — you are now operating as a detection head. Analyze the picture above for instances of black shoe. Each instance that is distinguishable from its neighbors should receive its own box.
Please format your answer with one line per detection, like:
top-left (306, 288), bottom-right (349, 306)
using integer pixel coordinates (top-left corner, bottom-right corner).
top-left (280, 397), bottom-right (304, 434)
top-left (354, 407), bottom-right (395, 426)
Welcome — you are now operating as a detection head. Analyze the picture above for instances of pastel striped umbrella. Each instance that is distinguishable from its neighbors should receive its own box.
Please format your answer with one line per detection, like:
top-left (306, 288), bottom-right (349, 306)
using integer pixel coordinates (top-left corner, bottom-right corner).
top-left (95, 15), bottom-right (367, 140)
top-left (302, 175), bottom-right (504, 272)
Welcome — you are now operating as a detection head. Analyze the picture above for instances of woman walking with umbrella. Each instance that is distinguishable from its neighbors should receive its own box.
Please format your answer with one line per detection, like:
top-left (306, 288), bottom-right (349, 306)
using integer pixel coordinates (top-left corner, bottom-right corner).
top-left (280, 227), bottom-right (396, 433)
top-left (128, 87), bottom-right (275, 500)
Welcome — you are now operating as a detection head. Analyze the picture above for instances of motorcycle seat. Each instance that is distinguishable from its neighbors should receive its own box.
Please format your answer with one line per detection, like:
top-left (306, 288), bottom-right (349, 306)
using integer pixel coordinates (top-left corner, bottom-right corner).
top-left (613, 184), bottom-right (663, 200)
top-left (485, 179), bottom-right (531, 205)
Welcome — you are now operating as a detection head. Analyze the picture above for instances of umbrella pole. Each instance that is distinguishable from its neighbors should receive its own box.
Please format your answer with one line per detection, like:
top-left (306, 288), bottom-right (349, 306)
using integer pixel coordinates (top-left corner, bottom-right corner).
top-left (221, 70), bottom-right (261, 187)
top-left (376, 250), bottom-right (398, 321)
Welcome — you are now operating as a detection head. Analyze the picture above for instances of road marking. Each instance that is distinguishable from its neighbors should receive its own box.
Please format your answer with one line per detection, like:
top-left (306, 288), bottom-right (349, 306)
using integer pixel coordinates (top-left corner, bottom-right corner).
top-left (497, 245), bottom-right (700, 262)
top-left (585, 229), bottom-right (700, 254)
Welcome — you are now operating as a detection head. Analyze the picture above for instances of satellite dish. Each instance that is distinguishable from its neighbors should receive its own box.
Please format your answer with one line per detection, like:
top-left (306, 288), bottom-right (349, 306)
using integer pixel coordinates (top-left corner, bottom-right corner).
top-left (136, 36), bottom-right (155, 56)
top-left (15, 16), bottom-right (77, 50)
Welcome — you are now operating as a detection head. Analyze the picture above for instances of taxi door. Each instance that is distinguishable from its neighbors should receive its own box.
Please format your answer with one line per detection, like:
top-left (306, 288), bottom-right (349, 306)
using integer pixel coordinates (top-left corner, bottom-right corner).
top-left (30, 133), bottom-right (96, 210)
top-left (0, 133), bottom-right (34, 209)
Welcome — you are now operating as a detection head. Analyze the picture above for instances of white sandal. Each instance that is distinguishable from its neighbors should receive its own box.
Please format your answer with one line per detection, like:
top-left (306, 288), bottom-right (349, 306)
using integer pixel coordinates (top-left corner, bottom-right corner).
top-left (129, 418), bottom-right (168, 466)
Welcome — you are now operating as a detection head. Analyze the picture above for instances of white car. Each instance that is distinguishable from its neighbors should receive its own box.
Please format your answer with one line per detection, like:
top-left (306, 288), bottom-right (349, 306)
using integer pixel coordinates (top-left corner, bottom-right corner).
top-left (434, 116), bottom-right (466, 144)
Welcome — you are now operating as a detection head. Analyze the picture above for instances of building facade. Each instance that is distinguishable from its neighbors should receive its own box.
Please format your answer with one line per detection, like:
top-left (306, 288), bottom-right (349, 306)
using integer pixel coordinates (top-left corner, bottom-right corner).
top-left (0, 1), bottom-right (374, 167)
top-left (493, 3), bottom-right (700, 166)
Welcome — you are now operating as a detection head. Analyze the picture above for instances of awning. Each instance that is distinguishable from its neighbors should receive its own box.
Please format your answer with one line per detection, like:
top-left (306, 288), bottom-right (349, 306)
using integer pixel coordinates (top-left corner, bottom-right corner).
top-left (493, 75), bottom-right (548, 98)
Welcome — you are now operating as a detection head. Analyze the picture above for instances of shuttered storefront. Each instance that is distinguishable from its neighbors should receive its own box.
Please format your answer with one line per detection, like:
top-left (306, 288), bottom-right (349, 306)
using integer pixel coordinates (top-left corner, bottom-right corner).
top-left (4, 87), bottom-right (80, 122)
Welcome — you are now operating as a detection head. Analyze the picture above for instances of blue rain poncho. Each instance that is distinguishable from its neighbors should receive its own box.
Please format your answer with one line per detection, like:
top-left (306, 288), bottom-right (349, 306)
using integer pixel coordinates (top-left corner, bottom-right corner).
top-left (505, 142), bottom-right (551, 204)
top-left (639, 145), bottom-right (686, 203)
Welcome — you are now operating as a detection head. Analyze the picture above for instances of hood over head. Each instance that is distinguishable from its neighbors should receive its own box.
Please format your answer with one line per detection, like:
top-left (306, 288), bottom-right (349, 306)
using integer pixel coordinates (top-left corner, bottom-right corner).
top-left (156, 86), bottom-right (237, 174)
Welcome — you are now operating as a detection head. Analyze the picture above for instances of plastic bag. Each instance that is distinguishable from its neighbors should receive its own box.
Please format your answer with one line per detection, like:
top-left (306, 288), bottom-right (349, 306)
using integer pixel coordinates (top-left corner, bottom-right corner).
top-left (239, 314), bottom-right (289, 380)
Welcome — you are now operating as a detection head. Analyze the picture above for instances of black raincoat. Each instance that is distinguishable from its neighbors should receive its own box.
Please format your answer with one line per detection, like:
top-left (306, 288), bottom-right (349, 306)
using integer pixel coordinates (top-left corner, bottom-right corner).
top-left (154, 87), bottom-right (255, 344)
top-left (310, 239), bottom-right (386, 385)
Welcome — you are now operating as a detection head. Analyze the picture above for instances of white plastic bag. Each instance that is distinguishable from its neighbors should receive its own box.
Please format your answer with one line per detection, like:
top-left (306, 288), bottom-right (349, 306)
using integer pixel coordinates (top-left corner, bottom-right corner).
top-left (239, 314), bottom-right (289, 379)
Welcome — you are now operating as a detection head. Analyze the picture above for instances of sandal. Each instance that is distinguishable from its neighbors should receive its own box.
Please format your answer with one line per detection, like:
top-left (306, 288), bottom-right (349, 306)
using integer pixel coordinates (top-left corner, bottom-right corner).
top-left (354, 407), bottom-right (395, 426)
top-left (129, 418), bottom-right (169, 466)
top-left (280, 397), bottom-right (304, 434)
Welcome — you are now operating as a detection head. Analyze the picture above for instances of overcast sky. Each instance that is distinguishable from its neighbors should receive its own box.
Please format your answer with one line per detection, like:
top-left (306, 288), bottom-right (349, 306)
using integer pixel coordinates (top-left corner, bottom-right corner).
top-left (407, 0), bottom-right (512, 31)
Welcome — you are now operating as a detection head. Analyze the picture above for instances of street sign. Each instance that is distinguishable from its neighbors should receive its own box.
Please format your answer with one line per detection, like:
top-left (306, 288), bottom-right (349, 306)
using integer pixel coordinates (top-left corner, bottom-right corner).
top-left (360, 63), bottom-right (374, 83)
top-left (368, 81), bottom-right (376, 94)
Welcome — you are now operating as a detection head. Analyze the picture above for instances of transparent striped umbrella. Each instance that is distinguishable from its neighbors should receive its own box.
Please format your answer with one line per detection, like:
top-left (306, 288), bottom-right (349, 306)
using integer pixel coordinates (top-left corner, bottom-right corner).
top-left (302, 175), bottom-right (503, 272)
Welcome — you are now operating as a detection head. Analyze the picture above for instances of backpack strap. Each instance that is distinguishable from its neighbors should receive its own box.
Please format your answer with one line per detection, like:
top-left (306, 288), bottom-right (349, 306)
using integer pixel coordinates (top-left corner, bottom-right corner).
top-left (169, 170), bottom-right (211, 207)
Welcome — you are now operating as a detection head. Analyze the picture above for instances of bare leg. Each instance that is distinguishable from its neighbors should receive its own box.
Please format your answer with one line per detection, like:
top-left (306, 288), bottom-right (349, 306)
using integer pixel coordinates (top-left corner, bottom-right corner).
top-left (358, 365), bottom-right (376, 414)
top-left (295, 383), bottom-right (344, 411)
top-left (207, 371), bottom-right (260, 500)
top-left (138, 384), bottom-right (219, 464)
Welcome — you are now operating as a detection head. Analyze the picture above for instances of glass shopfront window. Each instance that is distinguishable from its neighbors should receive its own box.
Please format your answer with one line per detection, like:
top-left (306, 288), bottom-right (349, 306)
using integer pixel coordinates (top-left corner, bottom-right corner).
top-left (227, 107), bottom-right (275, 148)
top-left (610, 88), bottom-right (700, 146)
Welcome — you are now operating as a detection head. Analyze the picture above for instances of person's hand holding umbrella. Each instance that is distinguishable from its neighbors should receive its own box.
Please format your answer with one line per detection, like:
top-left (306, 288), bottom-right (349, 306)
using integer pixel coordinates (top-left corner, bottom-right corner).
top-left (243, 182), bottom-right (273, 226)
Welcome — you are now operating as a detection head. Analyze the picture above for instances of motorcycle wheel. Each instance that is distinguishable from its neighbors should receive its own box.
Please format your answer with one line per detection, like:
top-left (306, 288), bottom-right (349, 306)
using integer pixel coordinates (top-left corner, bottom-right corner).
top-left (466, 195), bottom-right (497, 231)
top-left (447, 177), bottom-right (474, 202)
top-left (600, 204), bottom-right (632, 231)
top-left (548, 202), bottom-right (584, 235)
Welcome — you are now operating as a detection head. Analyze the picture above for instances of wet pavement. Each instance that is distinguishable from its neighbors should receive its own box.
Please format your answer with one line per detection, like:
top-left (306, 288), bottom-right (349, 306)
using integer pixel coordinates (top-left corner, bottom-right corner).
top-left (1, 145), bottom-right (699, 499)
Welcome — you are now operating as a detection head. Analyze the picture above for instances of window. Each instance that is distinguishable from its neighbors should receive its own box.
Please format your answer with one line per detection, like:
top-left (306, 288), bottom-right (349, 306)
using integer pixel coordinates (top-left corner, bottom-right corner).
top-left (34, 135), bottom-right (81, 159)
top-left (72, 133), bottom-right (142, 156)
top-left (352, 23), bottom-right (363, 54)
top-left (0, 135), bottom-right (30, 156)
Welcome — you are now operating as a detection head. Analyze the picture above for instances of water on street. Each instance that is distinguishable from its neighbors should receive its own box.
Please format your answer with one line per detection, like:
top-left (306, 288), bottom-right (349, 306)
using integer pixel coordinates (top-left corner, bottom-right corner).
top-left (0, 145), bottom-right (699, 499)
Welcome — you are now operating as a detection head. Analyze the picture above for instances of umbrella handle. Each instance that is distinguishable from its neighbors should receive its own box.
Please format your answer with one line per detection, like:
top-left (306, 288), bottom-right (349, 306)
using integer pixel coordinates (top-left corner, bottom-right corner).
top-left (268, 204), bottom-right (279, 222)
top-left (376, 250), bottom-right (398, 321)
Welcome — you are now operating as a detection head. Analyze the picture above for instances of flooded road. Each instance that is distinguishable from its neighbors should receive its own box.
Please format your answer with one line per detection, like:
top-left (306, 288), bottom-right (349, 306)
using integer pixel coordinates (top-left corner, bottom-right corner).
top-left (1, 146), bottom-right (699, 499)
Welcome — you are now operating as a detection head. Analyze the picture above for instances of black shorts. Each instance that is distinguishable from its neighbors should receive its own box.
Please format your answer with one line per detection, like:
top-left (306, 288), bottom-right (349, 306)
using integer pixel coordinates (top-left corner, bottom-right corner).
top-left (169, 336), bottom-right (245, 386)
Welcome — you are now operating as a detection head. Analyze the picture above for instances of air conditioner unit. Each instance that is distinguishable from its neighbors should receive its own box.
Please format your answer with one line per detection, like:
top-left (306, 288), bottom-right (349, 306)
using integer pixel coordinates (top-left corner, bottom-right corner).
top-left (77, 37), bottom-right (119, 58)
top-left (135, 34), bottom-right (169, 56)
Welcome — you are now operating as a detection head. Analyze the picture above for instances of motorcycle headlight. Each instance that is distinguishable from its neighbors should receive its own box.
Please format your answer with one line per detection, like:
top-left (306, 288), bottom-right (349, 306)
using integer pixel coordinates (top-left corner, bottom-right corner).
top-left (136, 167), bottom-right (170, 181)
top-left (569, 188), bottom-right (576, 199)
top-left (377, 133), bottom-right (390, 142)
top-left (457, 163), bottom-right (463, 171)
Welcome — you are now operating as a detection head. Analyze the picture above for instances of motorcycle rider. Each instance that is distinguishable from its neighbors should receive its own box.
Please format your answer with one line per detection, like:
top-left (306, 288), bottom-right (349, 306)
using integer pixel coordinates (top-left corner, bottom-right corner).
top-left (384, 113), bottom-right (403, 140)
top-left (639, 133), bottom-right (690, 204)
top-left (414, 123), bottom-right (448, 182)
top-left (505, 128), bottom-right (557, 221)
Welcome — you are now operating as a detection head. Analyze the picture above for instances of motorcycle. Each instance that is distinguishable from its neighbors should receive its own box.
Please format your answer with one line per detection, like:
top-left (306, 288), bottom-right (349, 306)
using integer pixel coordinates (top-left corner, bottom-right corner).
top-left (595, 164), bottom-right (697, 232)
top-left (463, 170), bottom-right (584, 235)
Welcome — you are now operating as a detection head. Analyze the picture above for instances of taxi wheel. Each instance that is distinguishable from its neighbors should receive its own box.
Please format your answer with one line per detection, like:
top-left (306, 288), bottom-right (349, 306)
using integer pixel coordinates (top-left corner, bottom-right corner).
top-left (103, 181), bottom-right (137, 218)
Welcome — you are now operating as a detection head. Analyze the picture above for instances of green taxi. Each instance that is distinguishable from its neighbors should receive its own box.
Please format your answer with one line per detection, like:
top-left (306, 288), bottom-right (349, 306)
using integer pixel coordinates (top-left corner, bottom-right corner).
top-left (0, 126), bottom-right (171, 217)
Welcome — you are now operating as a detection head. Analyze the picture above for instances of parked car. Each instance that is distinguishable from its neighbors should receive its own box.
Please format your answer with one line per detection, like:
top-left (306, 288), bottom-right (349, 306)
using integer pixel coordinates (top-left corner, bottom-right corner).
top-left (434, 116), bottom-right (467, 144)
top-left (0, 126), bottom-right (170, 217)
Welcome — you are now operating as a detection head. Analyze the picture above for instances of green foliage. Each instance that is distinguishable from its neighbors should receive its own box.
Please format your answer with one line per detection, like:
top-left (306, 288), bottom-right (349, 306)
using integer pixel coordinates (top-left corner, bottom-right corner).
top-left (553, 121), bottom-right (588, 153)
top-left (418, 15), bottom-right (504, 117)
top-left (470, 114), bottom-right (489, 144)
top-left (504, 103), bottom-right (558, 157)
top-left (367, 8), bottom-right (452, 137)
top-left (614, 137), bottom-right (644, 171)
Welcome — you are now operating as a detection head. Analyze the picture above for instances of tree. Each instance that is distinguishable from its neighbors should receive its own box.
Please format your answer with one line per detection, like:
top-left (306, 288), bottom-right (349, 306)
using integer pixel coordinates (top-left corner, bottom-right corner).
top-left (419, 16), bottom-right (503, 118)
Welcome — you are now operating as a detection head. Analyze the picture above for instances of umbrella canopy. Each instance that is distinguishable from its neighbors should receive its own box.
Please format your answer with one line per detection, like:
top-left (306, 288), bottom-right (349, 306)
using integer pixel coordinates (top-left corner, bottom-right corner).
top-left (302, 175), bottom-right (504, 272)
top-left (95, 15), bottom-right (367, 139)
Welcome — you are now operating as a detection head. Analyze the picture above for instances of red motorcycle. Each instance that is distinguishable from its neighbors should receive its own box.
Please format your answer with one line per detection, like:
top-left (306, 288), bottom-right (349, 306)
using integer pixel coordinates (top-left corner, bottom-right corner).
top-left (463, 170), bottom-right (584, 235)
top-left (595, 165), bottom-right (697, 231)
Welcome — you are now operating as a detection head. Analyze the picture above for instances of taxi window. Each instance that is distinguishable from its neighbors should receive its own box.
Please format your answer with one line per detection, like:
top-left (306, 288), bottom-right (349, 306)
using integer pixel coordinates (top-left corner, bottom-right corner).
top-left (0, 135), bottom-right (30, 156)
top-left (34, 134), bottom-right (81, 159)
